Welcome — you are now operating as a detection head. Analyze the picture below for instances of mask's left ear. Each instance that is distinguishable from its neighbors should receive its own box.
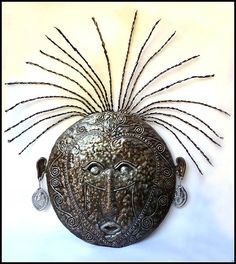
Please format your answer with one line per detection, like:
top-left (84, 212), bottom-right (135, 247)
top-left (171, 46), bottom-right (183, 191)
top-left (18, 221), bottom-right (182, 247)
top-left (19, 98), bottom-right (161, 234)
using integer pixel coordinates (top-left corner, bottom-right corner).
top-left (174, 157), bottom-right (187, 208)
top-left (176, 157), bottom-right (186, 177)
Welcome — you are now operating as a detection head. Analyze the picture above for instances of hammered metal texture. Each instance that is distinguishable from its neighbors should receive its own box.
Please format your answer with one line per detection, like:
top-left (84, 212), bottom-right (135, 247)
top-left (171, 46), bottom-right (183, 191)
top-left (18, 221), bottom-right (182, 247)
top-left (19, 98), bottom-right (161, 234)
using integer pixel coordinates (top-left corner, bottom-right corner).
top-left (46, 111), bottom-right (176, 247)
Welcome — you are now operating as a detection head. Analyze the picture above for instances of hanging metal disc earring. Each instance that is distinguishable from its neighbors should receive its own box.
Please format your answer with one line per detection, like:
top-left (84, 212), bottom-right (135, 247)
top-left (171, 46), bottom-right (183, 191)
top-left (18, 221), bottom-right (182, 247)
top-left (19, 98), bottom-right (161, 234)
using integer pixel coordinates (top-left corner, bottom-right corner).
top-left (32, 157), bottom-right (49, 211)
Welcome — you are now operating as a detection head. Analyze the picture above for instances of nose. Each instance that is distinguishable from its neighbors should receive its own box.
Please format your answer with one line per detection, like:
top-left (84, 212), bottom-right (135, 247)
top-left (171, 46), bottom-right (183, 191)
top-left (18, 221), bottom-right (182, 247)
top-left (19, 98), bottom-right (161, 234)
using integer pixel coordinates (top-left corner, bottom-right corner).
top-left (103, 169), bottom-right (115, 215)
top-left (100, 221), bottom-right (121, 235)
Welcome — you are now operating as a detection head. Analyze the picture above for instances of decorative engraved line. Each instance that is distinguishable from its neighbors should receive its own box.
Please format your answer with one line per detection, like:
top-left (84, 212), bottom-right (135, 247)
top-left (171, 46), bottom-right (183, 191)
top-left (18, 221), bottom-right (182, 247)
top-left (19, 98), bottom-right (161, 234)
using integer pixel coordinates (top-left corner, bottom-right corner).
top-left (84, 182), bottom-right (134, 192)
top-left (113, 183), bottom-right (134, 192)
top-left (84, 182), bottom-right (106, 191)
top-left (122, 187), bottom-right (156, 239)
top-left (131, 184), bottom-right (137, 218)
top-left (48, 153), bottom-right (65, 205)
top-left (53, 193), bottom-right (73, 218)
top-left (84, 184), bottom-right (87, 211)
top-left (48, 152), bottom-right (63, 177)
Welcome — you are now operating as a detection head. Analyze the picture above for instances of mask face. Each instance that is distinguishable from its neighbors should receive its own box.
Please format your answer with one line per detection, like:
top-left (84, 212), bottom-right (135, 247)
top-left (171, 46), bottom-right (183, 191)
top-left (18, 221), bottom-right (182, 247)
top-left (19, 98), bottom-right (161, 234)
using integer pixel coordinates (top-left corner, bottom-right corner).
top-left (46, 111), bottom-right (176, 247)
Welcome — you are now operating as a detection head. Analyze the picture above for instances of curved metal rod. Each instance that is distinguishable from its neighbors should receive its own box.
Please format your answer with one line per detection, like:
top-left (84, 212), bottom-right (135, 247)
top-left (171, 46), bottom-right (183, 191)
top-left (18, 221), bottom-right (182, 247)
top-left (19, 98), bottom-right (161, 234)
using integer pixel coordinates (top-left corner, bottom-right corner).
top-left (5, 104), bottom-right (87, 132)
top-left (147, 118), bottom-right (203, 175)
top-left (18, 113), bottom-right (83, 155)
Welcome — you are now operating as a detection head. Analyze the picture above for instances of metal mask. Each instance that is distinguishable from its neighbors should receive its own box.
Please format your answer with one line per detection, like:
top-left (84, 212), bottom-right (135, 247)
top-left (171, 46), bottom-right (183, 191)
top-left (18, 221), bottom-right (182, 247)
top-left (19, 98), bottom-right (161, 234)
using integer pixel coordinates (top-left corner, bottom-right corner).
top-left (5, 11), bottom-right (229, 247)
top-left (46, 111), bottom-right (180, 247)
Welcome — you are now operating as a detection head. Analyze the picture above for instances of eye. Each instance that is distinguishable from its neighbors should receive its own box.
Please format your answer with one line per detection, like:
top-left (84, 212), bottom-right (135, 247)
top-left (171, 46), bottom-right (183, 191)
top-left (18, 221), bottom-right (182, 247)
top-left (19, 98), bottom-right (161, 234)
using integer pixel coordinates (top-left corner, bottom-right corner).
top-left (115, 161), bottom-right (136, 175)
top-left (83, 161), bottom-right (104, 175)
top-left (120, 165), bottom-right (130, 174)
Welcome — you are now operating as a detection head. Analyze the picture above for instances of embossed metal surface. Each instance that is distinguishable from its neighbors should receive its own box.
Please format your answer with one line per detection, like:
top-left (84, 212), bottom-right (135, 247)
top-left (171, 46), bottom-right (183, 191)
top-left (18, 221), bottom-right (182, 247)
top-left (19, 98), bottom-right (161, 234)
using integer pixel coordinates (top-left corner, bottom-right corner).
top-left (46, 111), bottom-right (176, 247)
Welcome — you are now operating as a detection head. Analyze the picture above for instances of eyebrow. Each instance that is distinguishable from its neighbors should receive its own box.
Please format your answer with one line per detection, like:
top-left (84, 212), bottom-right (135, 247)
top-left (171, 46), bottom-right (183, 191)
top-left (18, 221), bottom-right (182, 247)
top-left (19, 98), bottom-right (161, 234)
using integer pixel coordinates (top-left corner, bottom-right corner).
top-left (82, 160), bottom-right (105, 170)
top-left (114, 160), bottom-right (137, 170)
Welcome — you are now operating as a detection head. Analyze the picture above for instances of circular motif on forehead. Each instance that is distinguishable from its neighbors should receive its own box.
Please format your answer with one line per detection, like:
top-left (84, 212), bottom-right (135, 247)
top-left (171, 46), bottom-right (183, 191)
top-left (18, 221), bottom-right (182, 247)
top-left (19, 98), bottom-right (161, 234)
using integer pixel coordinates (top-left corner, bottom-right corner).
top-left (58, 139), bottom-right (68, 153)
top-left (115, 112), bottom-right (127, 125)
top-left (133, 125), bottom-right (145, 134)
top-left (155, 142), bottom-right (166, 153)
top-left (95, 112), bottom-right (106, 123)
top-left (76, 125), bottom-right (87, 134)
top-left (46, 111), bottom-right (176, 247)
top-left (110, 137), bottom-right (123, 149)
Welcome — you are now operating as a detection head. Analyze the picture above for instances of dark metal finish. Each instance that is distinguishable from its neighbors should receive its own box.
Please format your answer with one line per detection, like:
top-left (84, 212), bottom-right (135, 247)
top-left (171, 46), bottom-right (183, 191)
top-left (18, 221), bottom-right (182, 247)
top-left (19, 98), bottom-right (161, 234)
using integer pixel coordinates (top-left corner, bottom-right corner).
top-left (46, 111), bottom-right (178, 247)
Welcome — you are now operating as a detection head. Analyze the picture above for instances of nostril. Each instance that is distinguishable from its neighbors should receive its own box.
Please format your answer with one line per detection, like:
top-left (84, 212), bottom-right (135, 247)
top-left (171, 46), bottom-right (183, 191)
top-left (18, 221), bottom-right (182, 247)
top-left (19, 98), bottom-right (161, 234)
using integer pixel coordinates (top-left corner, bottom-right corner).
top-left (100, 221), bottom-right (121, 235)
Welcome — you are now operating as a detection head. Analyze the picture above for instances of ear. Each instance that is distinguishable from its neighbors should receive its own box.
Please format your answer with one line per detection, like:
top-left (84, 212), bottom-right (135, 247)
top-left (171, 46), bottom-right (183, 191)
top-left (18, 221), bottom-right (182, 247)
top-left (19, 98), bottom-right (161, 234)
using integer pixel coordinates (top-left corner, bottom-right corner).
top-left (176, 157), bottom-right (186, 177)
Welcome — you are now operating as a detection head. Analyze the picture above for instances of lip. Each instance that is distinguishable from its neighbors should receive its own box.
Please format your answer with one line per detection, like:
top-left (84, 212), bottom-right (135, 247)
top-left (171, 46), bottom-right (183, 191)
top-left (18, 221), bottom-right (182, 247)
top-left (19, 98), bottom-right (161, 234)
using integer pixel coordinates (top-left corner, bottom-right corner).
top-left (100, 221), bottom-right (121, 235)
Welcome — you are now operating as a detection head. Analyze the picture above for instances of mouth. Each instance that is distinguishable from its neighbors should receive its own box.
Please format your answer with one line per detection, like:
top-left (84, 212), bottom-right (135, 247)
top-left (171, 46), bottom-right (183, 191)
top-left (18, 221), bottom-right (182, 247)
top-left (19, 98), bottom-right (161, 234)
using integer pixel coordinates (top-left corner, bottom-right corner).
top-left (100, 221), bottom-right (121, 235)
top-left (100, 221), bottom-right (121, 241)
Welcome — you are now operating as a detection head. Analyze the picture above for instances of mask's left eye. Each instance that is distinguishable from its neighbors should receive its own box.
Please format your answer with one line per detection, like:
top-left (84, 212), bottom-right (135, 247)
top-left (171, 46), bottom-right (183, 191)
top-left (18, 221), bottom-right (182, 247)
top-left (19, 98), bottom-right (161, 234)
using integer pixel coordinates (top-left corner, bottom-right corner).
top-left (115, 161), bottom-right (136, 175)
top-left (83, 161), bottom-right (104, 175)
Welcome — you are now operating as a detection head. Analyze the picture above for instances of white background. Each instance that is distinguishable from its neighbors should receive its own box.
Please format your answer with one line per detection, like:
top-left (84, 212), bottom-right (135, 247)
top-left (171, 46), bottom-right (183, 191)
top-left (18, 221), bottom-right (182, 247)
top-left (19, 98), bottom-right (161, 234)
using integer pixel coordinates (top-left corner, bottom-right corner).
top-left (2, 2), bottom-right (234, 262)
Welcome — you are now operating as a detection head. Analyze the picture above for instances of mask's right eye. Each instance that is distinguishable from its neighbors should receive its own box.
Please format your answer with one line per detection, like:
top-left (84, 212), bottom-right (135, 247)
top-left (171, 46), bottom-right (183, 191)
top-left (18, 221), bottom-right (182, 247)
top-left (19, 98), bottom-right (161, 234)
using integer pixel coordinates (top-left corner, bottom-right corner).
top-left (83, 161), bottom-right (104, 175)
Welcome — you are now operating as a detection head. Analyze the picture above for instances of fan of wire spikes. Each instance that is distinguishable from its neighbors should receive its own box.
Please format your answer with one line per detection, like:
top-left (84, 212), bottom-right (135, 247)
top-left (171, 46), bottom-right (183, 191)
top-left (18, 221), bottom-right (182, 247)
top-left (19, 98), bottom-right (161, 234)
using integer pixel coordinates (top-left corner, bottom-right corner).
top-left (4, 10), bottom-right (229, 175)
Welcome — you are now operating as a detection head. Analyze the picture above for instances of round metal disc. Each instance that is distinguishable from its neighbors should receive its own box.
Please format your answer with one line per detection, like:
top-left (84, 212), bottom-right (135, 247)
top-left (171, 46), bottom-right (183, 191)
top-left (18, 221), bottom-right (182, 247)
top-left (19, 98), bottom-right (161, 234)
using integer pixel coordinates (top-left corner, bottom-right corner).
top-left (32, 188), bottom-right (49, 211)
top-left (174, 185), bottom-right (188, 208)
